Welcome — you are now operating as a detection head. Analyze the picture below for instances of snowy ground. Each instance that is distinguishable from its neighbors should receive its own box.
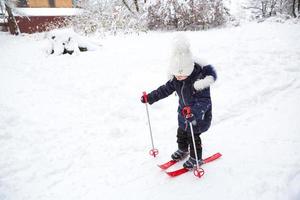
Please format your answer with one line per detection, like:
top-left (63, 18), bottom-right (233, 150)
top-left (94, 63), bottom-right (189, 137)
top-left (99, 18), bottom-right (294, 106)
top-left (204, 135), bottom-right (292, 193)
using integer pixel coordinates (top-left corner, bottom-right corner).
top-left (0, 21), bottom-right (300, 200)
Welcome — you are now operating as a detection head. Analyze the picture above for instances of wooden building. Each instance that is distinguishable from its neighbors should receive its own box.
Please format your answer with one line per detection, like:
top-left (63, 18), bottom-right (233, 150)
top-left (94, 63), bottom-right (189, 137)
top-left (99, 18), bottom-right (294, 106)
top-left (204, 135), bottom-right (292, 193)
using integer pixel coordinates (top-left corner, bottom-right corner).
top-left (17, 0), bottom-right (74, 8)
top-left (14, 8), bottom-right (82, 34)
top-left (0, 0), bottom-right (82, 34)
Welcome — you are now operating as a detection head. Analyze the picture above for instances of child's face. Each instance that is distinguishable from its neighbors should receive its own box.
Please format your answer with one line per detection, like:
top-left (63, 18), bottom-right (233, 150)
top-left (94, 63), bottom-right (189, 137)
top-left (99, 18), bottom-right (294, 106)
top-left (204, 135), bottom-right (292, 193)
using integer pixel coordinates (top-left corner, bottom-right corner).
top-left (175, 75), bottom-right (188, 81)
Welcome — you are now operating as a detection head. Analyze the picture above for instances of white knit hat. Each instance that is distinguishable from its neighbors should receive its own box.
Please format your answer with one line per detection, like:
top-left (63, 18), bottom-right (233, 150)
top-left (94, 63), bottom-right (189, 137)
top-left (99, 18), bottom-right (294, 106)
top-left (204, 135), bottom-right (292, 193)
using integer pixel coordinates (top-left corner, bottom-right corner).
top-left (168, 33), bottom-right (194, 76)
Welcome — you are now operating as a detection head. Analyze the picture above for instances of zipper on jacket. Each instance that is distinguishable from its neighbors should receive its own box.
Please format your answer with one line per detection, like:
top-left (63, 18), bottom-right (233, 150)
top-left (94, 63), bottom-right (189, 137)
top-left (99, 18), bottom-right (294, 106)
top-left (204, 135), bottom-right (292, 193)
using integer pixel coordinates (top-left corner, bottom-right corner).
top-left (181, 81), bottom-right (187, 106)
top-left (180, 81), bottom-right (188, 131)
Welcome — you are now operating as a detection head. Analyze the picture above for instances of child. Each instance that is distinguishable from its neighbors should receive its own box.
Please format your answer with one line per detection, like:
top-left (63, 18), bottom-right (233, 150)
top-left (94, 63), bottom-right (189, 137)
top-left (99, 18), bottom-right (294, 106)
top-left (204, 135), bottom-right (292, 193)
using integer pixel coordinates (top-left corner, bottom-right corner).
top-left (140, 34), bottom-right (217, 169)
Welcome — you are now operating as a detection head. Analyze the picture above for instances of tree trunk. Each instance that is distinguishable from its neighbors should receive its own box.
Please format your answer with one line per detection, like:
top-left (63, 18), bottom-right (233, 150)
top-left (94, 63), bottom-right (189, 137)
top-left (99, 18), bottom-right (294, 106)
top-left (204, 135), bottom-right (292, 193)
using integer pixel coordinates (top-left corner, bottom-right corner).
top-left (269, 0), bottom-right (277, 16)
top-left (5, 4), bottom-right (20, 35)
top-left (298, 0), bottom-right (300, 14)
top-left (279, 0), bottom-right (283, 14)
top-left (134, 0), bottom-right (139, 12)
top-left (261, 1), bottom-right (267, 17)
top-left (292, 0), bottom-right (297, 17)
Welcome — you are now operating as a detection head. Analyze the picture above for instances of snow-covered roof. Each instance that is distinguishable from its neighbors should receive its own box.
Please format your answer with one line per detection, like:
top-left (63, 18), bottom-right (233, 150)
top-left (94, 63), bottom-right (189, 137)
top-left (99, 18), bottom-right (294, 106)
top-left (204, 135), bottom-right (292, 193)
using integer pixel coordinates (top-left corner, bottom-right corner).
top-left (13, 8), bottom-right (83, 17)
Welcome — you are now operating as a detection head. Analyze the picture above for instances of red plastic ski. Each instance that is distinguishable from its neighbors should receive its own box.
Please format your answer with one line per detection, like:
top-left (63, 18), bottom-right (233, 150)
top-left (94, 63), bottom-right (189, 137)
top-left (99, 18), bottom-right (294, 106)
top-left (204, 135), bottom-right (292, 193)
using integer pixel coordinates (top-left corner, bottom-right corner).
top-left (158, 160), bottom-right (178, 170)
top-left (166, 167), bottom-right (189, 177)
top-left (166, 152), bottom-right (222, 177)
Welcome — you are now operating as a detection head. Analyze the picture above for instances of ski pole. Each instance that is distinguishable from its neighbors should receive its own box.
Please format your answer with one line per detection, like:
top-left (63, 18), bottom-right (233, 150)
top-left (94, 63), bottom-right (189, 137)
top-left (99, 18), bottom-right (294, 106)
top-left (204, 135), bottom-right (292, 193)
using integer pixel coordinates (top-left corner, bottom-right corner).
top-left (142, 92), bottom-right (159, 157)
top-left (182, 106), bottom-right (205, 178)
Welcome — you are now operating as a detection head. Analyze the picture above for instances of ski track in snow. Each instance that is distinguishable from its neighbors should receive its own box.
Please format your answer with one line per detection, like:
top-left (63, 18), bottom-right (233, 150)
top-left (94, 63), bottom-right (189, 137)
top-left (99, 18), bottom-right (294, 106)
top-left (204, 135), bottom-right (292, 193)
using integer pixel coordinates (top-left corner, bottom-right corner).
top-left (0, 22), bottom-right (300, 200)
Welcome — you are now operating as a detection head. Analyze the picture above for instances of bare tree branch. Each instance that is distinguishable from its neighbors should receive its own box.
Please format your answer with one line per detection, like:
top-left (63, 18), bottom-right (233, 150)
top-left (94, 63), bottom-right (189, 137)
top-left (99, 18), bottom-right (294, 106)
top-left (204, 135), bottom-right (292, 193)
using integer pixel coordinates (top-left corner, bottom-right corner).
top-left (122, 0), bottom-right (134, 14)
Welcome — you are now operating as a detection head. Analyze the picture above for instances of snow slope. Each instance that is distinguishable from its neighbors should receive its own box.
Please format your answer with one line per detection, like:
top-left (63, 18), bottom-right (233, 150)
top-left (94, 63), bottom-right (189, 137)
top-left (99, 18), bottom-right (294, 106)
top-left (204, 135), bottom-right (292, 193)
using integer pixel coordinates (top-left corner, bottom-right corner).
top-left (0, 21), bottom-right (300, 200)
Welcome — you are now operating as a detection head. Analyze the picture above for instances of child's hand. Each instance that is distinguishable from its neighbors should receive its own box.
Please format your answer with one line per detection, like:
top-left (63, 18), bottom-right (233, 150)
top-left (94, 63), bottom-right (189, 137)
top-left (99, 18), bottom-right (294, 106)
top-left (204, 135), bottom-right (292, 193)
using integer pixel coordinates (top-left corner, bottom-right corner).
top-left (182, 106), bottom-right (197, 125)
top-left (141, 94), bottom-right (148, 103)
top-left (186, 114), bottom-right (196, 123)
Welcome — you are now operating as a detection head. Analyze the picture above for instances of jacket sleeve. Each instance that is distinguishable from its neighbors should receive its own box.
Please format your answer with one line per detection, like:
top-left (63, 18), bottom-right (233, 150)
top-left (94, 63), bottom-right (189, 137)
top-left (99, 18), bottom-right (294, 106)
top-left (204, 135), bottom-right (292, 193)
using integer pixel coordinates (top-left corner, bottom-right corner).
top-left (193, 64), bottom-right (217, 91)
top-left (147, 79), bottom-right (176, 105)
top-left (202, 65), bottom-right (217, 81)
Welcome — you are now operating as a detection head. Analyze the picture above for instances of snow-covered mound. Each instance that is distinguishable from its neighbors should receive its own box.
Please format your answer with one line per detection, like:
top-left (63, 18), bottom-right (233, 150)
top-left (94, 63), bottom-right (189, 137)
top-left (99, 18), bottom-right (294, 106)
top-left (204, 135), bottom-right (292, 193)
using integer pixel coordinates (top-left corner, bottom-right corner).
top-left (0, 21), bottom-right (300, 200)
top-left (46, 29), bottom-right (100, 55)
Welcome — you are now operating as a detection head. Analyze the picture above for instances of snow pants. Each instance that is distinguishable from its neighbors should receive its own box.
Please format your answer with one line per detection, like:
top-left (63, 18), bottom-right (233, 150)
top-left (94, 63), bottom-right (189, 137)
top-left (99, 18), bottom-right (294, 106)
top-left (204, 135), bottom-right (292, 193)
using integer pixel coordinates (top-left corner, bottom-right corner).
top-left (176, 127), bottom-right (202, 160)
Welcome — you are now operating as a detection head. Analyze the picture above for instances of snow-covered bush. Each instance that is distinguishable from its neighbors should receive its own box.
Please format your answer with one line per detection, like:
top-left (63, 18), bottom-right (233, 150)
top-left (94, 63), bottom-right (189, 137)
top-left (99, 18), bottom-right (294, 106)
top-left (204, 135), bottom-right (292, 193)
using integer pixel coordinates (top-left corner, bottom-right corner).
top-left (69, 1), bottom-right (146, 36)
top-left (46, 29), bottom-right (99, 55)
top-left (243, 0), bottom-right (300, 19)
top-left (66, 0), bottom-right (228, 34)
top-left (145, 0), bottom-right (228, 30)
top-left (259, 13), bottom-right (292, 23)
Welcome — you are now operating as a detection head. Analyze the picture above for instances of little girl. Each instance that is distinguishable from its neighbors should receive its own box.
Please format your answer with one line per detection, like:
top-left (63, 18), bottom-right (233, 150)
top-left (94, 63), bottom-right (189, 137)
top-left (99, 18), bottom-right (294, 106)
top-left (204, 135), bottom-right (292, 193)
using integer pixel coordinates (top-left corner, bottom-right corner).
top-left (141, 34), bottom-right (217, 169)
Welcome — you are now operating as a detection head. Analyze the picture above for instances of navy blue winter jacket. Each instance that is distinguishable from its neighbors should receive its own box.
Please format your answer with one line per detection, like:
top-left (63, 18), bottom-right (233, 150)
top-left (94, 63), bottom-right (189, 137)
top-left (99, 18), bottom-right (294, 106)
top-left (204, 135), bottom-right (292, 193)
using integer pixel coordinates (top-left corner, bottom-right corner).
top-left (147, 63), bottom-right (217, 134)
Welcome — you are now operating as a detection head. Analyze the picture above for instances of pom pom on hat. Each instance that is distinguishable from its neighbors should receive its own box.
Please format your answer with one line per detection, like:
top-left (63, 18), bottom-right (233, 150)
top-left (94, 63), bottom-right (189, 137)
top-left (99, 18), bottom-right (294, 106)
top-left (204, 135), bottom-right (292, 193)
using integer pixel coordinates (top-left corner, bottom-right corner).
top-left (168, 33), bottom-right (194, 77)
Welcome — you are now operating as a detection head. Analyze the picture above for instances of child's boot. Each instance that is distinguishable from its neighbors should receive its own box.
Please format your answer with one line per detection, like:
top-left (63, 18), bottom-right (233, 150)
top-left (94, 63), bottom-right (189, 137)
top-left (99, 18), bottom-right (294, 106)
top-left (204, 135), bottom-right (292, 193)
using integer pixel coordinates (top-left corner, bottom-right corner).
top-left (171, 149), bottom-right (189, 161)
top-left (183, 157), bottom-right (203, 169)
